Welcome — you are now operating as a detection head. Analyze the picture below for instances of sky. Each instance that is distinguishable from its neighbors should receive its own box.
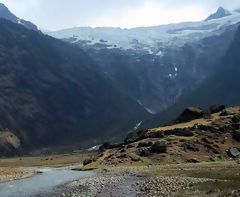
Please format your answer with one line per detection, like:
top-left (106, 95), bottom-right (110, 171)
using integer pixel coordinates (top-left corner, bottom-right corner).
top-left (1, 0), bottom-right (240, 31)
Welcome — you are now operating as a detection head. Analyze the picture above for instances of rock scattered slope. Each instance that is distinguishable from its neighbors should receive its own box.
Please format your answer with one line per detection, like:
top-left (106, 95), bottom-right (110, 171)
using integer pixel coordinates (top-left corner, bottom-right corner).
top-left (87, 106), bottom-right (240, 166)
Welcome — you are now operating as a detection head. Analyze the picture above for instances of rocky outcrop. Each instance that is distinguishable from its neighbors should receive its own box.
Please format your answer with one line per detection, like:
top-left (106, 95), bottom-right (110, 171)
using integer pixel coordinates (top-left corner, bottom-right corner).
top-left (175, 107), bottom-right (205, 123)
top-left (0, 131), bottom-right (22, 157)
top-left (210, 105), bottom-right (226, 114)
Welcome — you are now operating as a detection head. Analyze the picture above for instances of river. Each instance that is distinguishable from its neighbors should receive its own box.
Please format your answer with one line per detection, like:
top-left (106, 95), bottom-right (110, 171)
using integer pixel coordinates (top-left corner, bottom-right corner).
top-left (0, 167), bottom-right (94, 197)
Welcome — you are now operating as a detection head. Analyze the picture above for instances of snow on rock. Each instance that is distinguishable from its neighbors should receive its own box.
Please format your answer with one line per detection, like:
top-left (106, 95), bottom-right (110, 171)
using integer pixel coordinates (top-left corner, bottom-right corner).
top-left (156, 50), bottom-right (164, 56)
top-left (134, 121), bottom-right (143, 130)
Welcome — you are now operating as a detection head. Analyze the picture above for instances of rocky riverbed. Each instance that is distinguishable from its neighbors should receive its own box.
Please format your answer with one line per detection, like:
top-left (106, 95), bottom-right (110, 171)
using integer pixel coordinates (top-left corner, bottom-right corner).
top-left (47, 171), bottom-right (216, 197)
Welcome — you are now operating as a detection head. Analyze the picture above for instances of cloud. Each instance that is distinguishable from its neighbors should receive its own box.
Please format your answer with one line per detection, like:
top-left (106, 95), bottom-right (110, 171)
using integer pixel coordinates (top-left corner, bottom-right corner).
top-left (1, 0), bottom-right (240, 30)
top-left (90, 1), bottom-right (207, 27)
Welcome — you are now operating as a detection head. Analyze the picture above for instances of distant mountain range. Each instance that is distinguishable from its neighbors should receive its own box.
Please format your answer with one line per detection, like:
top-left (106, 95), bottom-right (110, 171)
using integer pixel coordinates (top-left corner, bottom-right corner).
top-left (48, 7), bottom-right (240, 114)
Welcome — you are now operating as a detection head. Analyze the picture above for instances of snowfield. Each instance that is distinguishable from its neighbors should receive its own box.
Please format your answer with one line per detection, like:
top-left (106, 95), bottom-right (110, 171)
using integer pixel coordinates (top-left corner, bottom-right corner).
top-left (47, 12), bottom-right (240, 52)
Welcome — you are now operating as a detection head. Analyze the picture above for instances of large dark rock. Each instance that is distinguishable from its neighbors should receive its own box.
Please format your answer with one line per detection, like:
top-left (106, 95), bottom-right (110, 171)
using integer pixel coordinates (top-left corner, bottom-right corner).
top-left (233, 130), bottom-right (240, 141)
top-left (210, 105), bottom-right (226, 114)
top-left (175, 107), bottom-right (205, 123)
top-left (151, 140), bottom-right (167, 153)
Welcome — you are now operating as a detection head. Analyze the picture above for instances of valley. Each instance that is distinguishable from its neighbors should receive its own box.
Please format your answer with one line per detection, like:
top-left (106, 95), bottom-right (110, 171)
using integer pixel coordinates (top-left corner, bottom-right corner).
top-left (0, 2), bottom-right (239, 197)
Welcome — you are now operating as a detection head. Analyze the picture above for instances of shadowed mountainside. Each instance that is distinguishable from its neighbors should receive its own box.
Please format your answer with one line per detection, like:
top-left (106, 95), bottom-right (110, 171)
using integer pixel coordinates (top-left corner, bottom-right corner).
top-left (0, 18), bottom-right (149, 151)
top-left (142, 24), bottom-right (240, 128)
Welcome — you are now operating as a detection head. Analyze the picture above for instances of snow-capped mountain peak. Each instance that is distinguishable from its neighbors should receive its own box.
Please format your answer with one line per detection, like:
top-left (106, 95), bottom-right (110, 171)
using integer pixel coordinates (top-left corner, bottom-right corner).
top-left (205, 7), bottom-right (232, 21)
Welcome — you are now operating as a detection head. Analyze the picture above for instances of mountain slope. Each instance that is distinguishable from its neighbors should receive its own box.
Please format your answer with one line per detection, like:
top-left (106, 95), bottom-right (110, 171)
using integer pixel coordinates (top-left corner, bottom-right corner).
top-left (0, 18), bottom-right (149, 150)
top-left (0, 3), bottom-right (38, 30)
top-left (48, 10), bottom-right (240, 113)
top-left (143, 24), bottom-right (240, 128)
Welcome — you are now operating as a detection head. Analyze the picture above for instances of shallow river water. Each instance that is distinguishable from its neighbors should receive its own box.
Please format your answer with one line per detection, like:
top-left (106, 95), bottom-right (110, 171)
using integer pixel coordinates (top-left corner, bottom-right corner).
top-left (0, 167), bottom-right (94, 197)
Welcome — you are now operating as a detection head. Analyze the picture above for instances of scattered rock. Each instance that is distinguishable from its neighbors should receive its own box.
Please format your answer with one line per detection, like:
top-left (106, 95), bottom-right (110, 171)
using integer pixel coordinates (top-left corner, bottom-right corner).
top-left (129, 153), bottom-right (141, 162)
top-left (210, 105), bottom-right (226, 114)
top-left (151, 140), bottom-right (167, 153)
top-left (228, 148), bottom-right (240, 158)
top-left (138, 147), bottom-right (151, 157)
top-left (182, 142), bottom-right (199, 152)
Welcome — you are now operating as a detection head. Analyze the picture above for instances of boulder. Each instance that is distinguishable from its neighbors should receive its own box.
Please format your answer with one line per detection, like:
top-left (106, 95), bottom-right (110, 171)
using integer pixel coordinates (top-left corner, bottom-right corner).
top-left (129, 153), bottom-right (141, 162)
top-left (151, 140), bottom-right (167, 153)
top-left (83, 159), bottom-right (93, 166)
top-left (228, 148), bottom-right (240, 158)
top-left (209, 105), bottom-right (226, 114)
top-left (175, 107), bottom-right (205, 123)
top-left (233, 130), bottom-right (240, 141)
top-left (138, 147), bottom-right (151, 157)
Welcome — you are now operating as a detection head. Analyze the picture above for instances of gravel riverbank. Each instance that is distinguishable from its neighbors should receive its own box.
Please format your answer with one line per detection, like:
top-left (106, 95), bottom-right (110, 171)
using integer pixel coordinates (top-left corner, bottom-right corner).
top-left (43, 171), bottom-right (215, 197)
top-left (0, 167), bottom-right (35, 182)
